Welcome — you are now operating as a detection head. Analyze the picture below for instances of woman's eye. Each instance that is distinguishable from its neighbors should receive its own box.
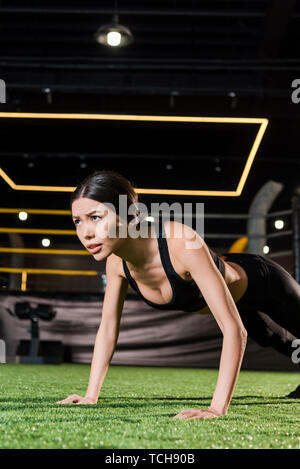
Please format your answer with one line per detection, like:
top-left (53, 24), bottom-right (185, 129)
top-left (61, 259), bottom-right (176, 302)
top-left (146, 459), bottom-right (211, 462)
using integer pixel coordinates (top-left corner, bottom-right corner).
top-left (73, 216), bottom-right (101, 226)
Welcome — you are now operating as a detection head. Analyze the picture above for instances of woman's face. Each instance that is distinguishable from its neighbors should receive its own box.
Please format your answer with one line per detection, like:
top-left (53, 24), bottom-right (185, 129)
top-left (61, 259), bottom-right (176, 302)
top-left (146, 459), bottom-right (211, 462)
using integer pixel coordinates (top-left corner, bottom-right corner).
top-left (71, 197), bottom-right (125, 259)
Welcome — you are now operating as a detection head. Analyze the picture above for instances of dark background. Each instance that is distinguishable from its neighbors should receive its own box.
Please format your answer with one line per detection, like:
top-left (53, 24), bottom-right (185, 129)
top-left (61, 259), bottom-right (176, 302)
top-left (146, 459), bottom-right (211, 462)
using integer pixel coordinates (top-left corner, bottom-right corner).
top-left (0, 0), bottom-right (299, 292)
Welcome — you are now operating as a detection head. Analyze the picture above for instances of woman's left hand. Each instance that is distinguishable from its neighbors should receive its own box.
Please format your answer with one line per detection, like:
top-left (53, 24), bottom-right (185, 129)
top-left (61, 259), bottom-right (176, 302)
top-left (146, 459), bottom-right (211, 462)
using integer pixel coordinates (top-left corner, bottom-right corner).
top-left (173, 408), bottom-right (225, 419)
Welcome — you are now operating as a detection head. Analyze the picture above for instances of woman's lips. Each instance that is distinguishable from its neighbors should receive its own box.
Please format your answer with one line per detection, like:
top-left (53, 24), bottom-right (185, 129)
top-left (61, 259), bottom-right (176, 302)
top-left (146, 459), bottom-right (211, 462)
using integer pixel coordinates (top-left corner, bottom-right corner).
top-left (88, 244), bottom-right (103, 254)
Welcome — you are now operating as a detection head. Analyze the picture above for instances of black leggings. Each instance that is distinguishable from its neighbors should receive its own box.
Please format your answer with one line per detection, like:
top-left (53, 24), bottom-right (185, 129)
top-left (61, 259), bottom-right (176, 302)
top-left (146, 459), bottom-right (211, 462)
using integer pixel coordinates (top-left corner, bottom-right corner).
top-left (222, 252), bottom-right (300, 362)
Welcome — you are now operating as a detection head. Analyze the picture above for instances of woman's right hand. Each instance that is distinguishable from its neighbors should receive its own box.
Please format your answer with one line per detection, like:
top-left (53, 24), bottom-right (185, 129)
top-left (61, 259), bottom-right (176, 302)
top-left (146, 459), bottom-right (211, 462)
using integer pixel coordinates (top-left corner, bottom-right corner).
top-left (56, 394), bottom-right (98, 405)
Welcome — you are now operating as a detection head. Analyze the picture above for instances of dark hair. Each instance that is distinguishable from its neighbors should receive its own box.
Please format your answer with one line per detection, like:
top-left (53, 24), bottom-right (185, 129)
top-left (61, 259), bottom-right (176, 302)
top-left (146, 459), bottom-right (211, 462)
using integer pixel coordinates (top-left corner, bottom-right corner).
top-left (70, 170), bottom-right (139, 223)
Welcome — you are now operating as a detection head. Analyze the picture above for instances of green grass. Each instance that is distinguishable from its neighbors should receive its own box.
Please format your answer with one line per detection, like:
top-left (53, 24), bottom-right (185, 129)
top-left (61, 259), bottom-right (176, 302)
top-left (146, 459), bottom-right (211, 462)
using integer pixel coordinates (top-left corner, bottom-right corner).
top-left (0, 364), bottom-right (299, 449)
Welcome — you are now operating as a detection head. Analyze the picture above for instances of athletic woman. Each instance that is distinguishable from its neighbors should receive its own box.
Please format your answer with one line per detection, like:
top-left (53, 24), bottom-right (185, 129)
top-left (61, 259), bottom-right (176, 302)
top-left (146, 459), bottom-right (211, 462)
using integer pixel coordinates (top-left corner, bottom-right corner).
top-left (56, 170), bottom-right (300, 418)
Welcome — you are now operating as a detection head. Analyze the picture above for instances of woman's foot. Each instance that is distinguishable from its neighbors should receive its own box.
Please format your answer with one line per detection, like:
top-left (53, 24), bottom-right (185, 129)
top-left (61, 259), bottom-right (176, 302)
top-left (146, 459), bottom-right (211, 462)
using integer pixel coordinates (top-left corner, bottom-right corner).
top-left (284, 384), bottom-right (300, 398)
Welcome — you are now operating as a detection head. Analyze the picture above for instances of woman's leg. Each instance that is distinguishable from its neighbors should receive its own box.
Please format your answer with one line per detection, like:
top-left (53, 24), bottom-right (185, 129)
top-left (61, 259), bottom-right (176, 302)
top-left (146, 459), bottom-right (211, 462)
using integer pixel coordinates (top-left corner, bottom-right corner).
top-left (256, 256), bottom-right (300, 339)
top-left (238, 306), bottom-right (298, 360)
top-left (255, 256), bottom-right (300, 398)
top-left (223, 253), bottom-right (300, 397)
top-left (224, 253), bottom-right (300, 354)
top-left (241, 308), bottom-right (300, 398)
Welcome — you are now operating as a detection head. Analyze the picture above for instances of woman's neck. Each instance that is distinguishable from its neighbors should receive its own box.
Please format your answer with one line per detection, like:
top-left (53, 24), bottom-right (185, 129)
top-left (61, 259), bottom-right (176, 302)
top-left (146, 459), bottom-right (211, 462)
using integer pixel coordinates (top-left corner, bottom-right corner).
top-left (113, 224), bottom-right (157, 270)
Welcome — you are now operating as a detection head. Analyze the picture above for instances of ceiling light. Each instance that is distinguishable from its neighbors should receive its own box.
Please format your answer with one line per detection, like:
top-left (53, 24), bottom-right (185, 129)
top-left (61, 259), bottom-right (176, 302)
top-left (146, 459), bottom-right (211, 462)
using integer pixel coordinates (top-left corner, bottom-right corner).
top-left (107, 31), bottom-right (122, 47)
top-left (274, 219), bottom-right (284, 230)
top-left (42, 238), bottom-right (50, 247)
top-left (94, 15), bottom-right (134, 47)
top-left (18, 211), bottom-right (28, 221)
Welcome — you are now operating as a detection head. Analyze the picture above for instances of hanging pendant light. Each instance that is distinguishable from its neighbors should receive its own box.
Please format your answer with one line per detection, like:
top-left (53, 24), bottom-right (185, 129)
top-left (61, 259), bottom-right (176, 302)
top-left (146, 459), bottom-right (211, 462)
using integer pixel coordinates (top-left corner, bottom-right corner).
top-left (94, 14), bottom-right (134, 47)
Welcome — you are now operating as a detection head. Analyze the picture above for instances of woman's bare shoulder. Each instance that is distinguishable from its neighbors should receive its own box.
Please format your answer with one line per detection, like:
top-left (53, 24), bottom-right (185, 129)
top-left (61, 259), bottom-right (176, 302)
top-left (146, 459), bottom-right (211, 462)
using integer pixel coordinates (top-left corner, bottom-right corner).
top-left (163, 220), bottom-right (206, 251)
top-left (106, 253), bottom-right (126, 279)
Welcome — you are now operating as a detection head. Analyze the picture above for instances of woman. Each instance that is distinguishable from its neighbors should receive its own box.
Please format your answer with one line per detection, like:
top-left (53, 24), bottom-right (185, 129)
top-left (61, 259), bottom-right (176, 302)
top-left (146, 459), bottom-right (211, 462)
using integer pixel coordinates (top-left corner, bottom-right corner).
top-left (56, 170), bottom-right (300, 418)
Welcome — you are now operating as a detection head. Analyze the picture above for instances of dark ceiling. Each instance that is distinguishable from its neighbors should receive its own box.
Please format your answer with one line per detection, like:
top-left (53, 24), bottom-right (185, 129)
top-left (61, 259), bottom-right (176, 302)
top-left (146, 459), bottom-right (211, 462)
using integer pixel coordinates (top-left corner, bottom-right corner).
top-left (0, 0), bottom-right (300, 253)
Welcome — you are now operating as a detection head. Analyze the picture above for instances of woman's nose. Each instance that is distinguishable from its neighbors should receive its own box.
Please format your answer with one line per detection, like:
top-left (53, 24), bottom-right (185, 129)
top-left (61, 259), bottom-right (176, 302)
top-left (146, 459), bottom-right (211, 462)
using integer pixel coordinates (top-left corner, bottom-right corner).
top-left (83, 225), bottom-right (95, 239)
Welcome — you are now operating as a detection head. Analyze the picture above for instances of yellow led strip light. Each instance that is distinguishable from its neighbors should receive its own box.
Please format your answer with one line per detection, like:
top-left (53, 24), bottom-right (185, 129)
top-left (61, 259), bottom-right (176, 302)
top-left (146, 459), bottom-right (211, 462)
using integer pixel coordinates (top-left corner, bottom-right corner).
top-left (0, 228), bottom-right (75, 235)
top-left (1, 267), bottom-right (99, 291)
top-left (0, 248), bottom-right (89, 255)
top-left (0, 112), bottom-right (269, 196)
top-left (0, 267), bottom-right (98, 275)
top-left (0, 211), bottom-right (85, 253)
top-left (0, 210), bottom-right (76, 239)
top-left (21, 271), bottom-right (27, 291)
top-left (0, 208), bottom-right (71, 215)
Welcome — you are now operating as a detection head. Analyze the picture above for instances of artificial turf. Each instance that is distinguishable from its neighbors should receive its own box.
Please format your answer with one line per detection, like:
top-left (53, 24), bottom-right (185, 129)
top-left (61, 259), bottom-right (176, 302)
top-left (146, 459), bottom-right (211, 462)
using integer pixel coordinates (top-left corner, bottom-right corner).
top-left (0, 363), bottom-right (299, 449)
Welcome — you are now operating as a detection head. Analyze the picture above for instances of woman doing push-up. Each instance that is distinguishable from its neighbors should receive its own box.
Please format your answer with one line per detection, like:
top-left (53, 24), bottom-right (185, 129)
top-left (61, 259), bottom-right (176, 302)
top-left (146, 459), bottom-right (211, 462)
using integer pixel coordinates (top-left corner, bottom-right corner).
top-left (56, 170), bottom-right (300, 418)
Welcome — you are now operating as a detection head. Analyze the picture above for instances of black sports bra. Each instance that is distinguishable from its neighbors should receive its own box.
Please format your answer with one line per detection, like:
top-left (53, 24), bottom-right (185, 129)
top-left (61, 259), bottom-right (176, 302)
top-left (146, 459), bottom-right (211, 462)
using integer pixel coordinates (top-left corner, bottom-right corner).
top-left (122, 218), bottom-right (226, 313)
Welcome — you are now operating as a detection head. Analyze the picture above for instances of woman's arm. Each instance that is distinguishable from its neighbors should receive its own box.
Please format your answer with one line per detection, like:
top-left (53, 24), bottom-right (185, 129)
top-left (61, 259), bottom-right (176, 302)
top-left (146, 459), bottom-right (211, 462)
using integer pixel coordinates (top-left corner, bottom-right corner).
top-left (56, 255), bottom-right (128, 405)
top-left (170, 223), bottom-right (248, 419)
top-left (83, 321), bottom-right (121, 402)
